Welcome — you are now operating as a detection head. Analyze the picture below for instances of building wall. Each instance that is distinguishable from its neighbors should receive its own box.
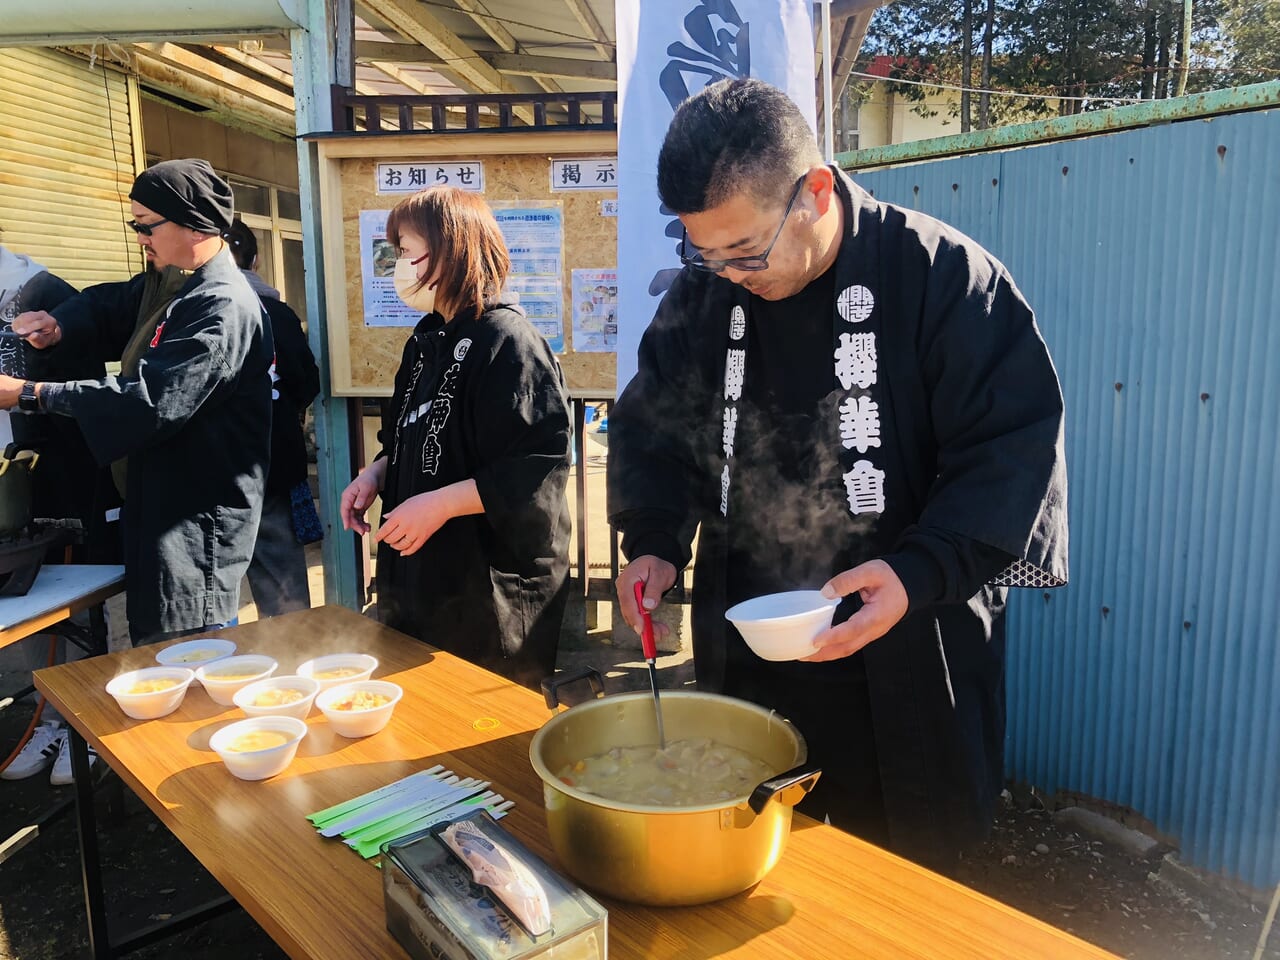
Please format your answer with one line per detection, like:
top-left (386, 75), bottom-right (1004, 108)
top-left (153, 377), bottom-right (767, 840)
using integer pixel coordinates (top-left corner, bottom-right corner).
top-left (139, 98), bottom-right (298, 190)
top-left (852, 80), bottom-right (1057, 151)
top-left (0, 47), bottom-right (141, 288)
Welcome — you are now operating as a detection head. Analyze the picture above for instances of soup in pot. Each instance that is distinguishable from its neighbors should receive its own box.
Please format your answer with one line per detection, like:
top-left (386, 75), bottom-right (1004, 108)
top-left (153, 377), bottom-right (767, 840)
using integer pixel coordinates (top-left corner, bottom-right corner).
top-left (556, 737), bottom-right (776, 806)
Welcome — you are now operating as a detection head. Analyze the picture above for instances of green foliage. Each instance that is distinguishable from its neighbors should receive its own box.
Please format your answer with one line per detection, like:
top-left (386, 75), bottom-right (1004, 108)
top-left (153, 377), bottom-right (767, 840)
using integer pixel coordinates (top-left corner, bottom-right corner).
top-left (1218, 0), bottom-right (1280, 82)
top-left (860, 0), bottom-right (1272, 127)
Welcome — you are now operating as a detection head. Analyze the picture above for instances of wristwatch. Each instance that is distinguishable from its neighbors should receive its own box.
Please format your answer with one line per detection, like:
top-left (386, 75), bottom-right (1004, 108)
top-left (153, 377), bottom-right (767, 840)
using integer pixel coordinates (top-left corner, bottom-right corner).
top-left (17, 381), bottom-right (40, 413)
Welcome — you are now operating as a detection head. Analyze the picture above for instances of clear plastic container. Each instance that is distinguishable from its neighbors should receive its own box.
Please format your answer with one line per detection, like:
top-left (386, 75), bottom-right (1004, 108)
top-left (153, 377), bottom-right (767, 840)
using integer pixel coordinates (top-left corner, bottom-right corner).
top-left (382, 810), bottom-right (606, 960)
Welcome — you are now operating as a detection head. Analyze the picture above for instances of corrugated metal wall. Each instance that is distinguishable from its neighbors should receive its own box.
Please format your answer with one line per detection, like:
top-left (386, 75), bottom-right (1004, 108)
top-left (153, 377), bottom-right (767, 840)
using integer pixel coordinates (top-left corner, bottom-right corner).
top-left (853, 104), bottom-right (1280, 890)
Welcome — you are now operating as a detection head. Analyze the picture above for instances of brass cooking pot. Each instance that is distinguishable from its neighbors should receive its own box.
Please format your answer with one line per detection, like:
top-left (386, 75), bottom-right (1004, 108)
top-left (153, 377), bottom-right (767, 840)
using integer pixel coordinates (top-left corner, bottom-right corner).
top-left (0, 447), bottom-right (39, 537)
top-left (529, 670), bottom-right (820, 906)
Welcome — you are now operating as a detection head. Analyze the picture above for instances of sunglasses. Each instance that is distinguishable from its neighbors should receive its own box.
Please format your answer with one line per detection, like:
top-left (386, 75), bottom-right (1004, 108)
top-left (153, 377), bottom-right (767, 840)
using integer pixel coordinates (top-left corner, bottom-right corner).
top-left (127, 217), bottom-right (172, 237)
top-left (678, 175), bottom-right (807, 274)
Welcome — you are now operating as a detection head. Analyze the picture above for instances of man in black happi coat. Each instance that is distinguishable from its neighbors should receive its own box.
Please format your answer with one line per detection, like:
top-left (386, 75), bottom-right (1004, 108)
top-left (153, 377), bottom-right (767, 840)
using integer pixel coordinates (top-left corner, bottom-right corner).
top-left (609, 79), bottom-right (1068, 870)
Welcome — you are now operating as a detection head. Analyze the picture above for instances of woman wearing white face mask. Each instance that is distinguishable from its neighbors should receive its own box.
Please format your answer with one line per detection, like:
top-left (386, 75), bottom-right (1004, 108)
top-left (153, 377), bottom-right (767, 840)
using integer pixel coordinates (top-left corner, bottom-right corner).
top-left (339, 187), bottom-right (572, 690)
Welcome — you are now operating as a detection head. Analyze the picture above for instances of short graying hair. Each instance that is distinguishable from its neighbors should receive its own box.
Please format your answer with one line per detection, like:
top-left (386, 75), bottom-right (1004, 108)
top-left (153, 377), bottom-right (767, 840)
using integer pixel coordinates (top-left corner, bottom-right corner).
top-left (657, 78), bottom-right (822, 214)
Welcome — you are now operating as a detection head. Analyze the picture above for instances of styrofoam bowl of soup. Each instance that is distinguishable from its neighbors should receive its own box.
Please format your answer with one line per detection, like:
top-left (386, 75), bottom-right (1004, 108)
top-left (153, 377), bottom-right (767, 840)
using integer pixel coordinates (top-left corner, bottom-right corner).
top-left (724, 590), bottom-right (841, 661)
top-left (233, 675), bottom-right (321, 720)
top-left (154, 637), bottom-right (236, 668)
top-left (296, 653), bottom-right (378, 692)
top-left (105, 667), bottom-right (196, 720)
top-left (195, 655), bottom-right (279, 706)
top-left (209, 716), bottom-right (308, 781)
top-left (315, 680), bottom-right (402, 738)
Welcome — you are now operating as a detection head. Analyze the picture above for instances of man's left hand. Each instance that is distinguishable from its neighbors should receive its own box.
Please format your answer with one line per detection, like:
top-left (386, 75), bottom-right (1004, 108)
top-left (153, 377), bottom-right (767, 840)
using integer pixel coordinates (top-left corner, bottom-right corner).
top-left (0, 374), bottom-right (23, 411)
top-left (802, 559), bottom-right (909, 662)
top-left (374, 490), bottom-right (451, 557)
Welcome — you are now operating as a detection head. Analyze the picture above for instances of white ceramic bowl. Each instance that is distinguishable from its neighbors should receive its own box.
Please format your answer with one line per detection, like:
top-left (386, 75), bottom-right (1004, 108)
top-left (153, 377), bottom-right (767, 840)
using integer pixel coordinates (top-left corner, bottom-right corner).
top-left (315, 680), bottom-right (403, 738)
top-left (195, 655), bottom-right (279, 706)
top-left (724, 590), bottom-right (841, 662)
top-left (209, 716), bottom-right (308, 781)
top-left (233, 675), bottom-right (321, 720)
top-left (296, 653), bottom-right (379, 692)
top-left (106, 667), bottom-right (196, 720)
top-left (154, 637), bottom-right (236, 668)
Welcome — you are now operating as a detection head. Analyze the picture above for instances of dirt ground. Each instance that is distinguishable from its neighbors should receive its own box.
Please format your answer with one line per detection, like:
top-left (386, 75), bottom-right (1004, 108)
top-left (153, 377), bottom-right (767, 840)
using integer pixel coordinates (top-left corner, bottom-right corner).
top-left (0, 615), bottom-right (1275, 960)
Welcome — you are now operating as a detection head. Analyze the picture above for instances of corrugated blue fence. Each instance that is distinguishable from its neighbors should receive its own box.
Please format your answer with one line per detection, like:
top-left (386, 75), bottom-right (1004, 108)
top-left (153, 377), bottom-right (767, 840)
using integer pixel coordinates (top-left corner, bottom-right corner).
top-left (851, 100), bottom-right (1280, 889)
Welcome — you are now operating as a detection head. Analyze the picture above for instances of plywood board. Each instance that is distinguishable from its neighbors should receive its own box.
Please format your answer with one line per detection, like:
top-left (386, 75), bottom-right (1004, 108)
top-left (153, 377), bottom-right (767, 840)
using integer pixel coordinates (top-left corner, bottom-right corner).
top-left (318, 131), bottom-right (618, 396)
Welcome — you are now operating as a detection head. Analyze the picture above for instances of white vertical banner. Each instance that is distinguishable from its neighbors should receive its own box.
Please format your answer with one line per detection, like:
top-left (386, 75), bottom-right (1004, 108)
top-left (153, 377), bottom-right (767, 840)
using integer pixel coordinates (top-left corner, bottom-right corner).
top-left (614, 0), bottom-right (816, 395)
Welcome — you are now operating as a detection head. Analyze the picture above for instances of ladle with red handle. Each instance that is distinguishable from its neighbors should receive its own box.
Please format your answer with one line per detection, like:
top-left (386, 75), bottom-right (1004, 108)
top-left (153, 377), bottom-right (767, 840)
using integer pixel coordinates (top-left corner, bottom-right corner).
top-left (633, 580), bottom-right (667, 749)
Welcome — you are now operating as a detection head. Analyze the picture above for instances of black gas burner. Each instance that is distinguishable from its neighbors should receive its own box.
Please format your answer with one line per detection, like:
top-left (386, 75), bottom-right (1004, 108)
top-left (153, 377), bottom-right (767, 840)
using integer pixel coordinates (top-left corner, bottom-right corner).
top-left (0, 520), bottom-right (81, 598)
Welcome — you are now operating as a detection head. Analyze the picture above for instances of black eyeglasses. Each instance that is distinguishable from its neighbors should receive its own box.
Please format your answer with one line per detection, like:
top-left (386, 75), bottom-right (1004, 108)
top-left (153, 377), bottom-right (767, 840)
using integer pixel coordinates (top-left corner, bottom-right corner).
top-left (678, 175), bottom-right (807, 274)
top-left (127, 217), bottom-right (172, 237)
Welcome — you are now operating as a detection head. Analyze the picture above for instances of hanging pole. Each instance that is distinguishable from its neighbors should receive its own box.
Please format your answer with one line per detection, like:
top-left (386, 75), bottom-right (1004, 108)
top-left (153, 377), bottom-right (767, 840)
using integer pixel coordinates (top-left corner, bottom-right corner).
top-left (820, 0), bottom-right (835, 161)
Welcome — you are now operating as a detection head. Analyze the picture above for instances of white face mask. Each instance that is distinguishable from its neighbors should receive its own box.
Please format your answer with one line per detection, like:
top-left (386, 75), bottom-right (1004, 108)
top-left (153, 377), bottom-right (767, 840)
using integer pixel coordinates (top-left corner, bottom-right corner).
top-left (393, 255), bottom-right (436, 314)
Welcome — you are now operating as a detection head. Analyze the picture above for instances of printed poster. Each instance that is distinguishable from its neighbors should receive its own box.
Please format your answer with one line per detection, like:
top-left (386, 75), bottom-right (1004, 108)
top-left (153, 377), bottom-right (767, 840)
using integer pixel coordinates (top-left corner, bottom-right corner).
top-left (493, 206), bottom-right (565, 352)
top-left (571, 269), bottom-right (618, 352)
top-left (358, 209), bottom-right (421, 328)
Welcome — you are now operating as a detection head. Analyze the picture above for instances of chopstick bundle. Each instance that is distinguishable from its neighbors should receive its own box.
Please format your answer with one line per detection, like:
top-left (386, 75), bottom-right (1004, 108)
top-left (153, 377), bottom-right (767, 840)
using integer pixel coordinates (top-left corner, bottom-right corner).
top-left (307, 766), bottom-right (512, 860)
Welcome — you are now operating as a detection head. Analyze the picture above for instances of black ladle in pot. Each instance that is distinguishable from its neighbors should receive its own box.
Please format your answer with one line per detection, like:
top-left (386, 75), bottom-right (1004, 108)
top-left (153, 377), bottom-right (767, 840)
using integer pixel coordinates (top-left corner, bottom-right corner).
top-left (632, 581), bottom-right (667, 749)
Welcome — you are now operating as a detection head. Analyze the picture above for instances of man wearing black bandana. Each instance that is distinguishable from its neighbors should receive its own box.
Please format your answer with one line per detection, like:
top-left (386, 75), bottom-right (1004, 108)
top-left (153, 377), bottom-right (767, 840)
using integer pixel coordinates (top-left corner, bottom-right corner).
top-left (608, 79), bottom-right (1068, 871)
top-left (0, 159), bottom-right (273, 645)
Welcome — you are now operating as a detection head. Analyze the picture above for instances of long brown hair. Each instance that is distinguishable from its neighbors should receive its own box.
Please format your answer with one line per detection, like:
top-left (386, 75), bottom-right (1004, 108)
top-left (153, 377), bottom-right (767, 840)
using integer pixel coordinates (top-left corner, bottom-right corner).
top-left (385, 187), bottom-right (510, 320)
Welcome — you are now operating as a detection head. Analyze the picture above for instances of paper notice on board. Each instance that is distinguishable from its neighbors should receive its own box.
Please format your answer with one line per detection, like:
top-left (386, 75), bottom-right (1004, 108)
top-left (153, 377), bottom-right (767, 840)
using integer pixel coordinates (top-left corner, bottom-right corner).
top-left (571, 269), bottom-right (617, 352)
top-left (493, 206), bottom-right (565, 352)
top-left (358, 210), bottom-right (421, 327)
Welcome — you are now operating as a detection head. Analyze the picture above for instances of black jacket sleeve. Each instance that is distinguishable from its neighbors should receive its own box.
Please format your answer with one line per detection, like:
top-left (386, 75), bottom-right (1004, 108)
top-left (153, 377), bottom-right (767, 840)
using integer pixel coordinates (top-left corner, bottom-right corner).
top-left (468, 319), bottom-right (571, 533)
top-left (606, 273), bottom-right (717, 572)
top-left (41, 288), bottom-right (252, 465)
top-left (46, 277), bottom-right (145, 365)
top-left (905, 224), bottom-right (1068, 588)
top-left (264, 297), bottom-right (320, 411)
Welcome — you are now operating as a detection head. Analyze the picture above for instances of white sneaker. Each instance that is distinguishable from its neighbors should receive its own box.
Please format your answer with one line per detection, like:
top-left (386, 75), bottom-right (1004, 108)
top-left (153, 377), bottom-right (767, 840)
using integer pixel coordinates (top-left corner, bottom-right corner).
top-left (50, 731), bottom-right (97, 786)
top-left (1, 722), bottom-right (64, 780)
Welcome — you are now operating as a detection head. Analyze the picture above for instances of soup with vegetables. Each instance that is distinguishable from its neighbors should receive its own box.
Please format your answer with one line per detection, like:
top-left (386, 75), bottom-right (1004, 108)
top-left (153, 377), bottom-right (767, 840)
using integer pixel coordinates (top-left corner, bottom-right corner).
top-left (556, 738), bottom-right (777, 806)
top-left (170, 650), bottom-right (218, 663)
top-left (329, 691), bottom-right (391, 711)
top-left (127, 678), bottom-right (180, 695)
top-left (253, 688), bottom-right (306, 707)
top-left (312, 667), bottom-right (362, 680)
top-left (226, 731), bottom-right (290, 752)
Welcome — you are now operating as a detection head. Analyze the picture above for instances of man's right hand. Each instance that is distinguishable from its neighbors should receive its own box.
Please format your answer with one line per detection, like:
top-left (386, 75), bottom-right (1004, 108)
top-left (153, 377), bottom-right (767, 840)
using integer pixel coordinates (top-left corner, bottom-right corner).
top-left (616, 555), bottom-right (677, 641)
top-left (11, 311), bottom-right (62, 349)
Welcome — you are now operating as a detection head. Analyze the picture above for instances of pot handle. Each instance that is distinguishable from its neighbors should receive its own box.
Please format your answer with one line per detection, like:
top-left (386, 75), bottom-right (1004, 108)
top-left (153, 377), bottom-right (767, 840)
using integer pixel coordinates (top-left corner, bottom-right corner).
top-left (747, 764), bottom-right (822, 815)
top-left (540, 667), bottom-right (606, 711)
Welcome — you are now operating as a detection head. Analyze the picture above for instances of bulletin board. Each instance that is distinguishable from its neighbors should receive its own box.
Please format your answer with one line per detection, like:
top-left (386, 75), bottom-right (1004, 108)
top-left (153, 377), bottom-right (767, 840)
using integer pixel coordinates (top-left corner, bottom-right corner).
top-left (315, 130), bottom-right (619, 396)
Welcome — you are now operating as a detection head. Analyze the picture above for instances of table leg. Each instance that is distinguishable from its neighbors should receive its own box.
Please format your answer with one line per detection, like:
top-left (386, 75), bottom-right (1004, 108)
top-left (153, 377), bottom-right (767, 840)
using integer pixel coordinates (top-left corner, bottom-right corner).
top-left (89, 603), bottom-right (109, 655)
top-left (573, 399), bottom-right (588, 600)
top-left (70, 726), bottom-right (112, 959)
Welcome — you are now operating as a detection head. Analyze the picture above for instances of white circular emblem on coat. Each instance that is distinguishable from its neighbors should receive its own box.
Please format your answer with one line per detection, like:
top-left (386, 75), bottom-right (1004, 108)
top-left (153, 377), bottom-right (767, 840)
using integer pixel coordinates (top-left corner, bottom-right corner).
top-left (729, 305), bottom-right (746, 340)
top-left (454, 338), bottom-right (472, 361)
top-left (838, 285), bottom-right (875, 323)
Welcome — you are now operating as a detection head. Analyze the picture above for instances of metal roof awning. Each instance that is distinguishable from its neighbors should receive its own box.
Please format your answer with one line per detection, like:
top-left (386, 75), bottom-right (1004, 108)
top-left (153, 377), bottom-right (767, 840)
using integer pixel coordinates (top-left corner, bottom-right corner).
top-left (0, 0), bottom-right (304, 45)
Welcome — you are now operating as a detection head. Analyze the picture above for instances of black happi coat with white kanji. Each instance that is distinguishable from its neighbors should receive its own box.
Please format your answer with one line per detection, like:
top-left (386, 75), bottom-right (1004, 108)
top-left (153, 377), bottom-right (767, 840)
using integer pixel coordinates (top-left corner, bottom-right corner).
top-left (376, 305), bottom-right (571, 691)
top-left (608, 167), bottom-right (1068, 868)
top-left (40, 250), bottom-right (273, 640)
